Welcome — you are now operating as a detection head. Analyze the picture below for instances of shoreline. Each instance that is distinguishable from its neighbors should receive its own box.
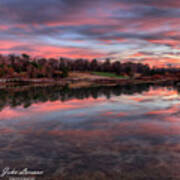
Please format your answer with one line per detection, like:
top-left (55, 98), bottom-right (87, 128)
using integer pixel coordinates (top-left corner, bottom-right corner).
top-left (0, 76), bottom-right (178, 89)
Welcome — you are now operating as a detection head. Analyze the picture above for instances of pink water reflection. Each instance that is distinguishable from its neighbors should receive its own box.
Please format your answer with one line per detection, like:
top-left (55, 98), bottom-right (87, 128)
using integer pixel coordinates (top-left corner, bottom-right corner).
top-left (0, 97), bottom-right (105, 120)
top-left (0, 86), bottom-right (180, 179)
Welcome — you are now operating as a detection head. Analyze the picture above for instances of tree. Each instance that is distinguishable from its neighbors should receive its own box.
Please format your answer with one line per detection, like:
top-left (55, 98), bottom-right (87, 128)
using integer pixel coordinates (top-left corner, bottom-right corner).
top-left (90, 59), bottom-right (99, 71)
top-left (101, 59), bottom-right (111, 72)
top-left (61, 67), bottom-right (69, 78)
top-left (112, 61), bottom-right (121, 75)
top-left (59, 58), bottom-right (66, 71)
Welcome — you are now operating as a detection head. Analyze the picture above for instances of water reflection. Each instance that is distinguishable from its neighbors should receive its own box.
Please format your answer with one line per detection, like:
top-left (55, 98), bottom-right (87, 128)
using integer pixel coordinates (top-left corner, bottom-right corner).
top-left (0, 83), bottom-right (180, 110)
top-left (0, 84), bottom-right (180, 179)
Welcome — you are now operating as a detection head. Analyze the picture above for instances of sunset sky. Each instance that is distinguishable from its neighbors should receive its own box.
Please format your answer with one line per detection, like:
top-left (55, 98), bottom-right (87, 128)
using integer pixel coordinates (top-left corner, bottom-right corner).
top-left (1, 0), bottom-right (180, 66)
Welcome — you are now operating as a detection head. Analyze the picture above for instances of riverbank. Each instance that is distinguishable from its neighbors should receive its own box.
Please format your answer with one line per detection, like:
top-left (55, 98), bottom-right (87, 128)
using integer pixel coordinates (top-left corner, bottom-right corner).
top-left (0, 72), bottom-right (179, 89)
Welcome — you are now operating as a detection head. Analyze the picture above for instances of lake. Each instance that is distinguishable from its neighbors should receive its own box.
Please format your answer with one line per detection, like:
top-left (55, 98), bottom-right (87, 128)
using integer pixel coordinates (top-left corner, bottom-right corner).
top-left (0, 84), bottom-right (180, 180)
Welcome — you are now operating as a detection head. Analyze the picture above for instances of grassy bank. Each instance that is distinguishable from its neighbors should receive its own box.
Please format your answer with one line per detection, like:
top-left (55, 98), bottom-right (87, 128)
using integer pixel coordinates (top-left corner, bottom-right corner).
top-left (92, 72), bottom-right (128, 79)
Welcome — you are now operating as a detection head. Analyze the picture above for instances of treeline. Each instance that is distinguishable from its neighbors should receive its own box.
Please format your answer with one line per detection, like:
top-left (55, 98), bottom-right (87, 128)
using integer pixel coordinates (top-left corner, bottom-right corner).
top-left (0, 54), bottom-right (179, 79)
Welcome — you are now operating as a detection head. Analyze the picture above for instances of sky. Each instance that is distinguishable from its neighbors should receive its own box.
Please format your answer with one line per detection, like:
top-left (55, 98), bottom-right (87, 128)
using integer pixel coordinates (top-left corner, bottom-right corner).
top-left (1, 0), bottom-right (180, 66)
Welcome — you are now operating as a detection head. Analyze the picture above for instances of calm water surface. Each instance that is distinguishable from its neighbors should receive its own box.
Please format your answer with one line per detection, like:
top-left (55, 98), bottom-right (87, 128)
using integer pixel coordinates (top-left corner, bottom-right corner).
top-left (0, 84), bottom-right (180, 179)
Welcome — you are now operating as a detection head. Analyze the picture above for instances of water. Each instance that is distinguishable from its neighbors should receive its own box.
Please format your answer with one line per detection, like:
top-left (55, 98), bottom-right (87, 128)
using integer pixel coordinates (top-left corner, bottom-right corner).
top-left (0, 84), bottom-right (180, 179)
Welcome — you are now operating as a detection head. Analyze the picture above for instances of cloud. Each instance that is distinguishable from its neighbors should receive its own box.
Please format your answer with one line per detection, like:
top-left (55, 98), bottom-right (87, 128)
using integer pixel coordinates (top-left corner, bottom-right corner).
top-left (0, 0), bottom-right (180, 66)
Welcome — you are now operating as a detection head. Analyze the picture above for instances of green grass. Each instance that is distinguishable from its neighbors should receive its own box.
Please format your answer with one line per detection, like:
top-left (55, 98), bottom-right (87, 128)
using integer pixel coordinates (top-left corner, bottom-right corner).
top-left (92, 72), bottom-right (128, 79)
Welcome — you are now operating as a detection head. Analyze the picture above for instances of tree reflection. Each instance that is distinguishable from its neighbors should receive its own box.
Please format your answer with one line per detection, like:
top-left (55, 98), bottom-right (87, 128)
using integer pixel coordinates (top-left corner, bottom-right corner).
top-left (0, 83), bottom-right (178, 111)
